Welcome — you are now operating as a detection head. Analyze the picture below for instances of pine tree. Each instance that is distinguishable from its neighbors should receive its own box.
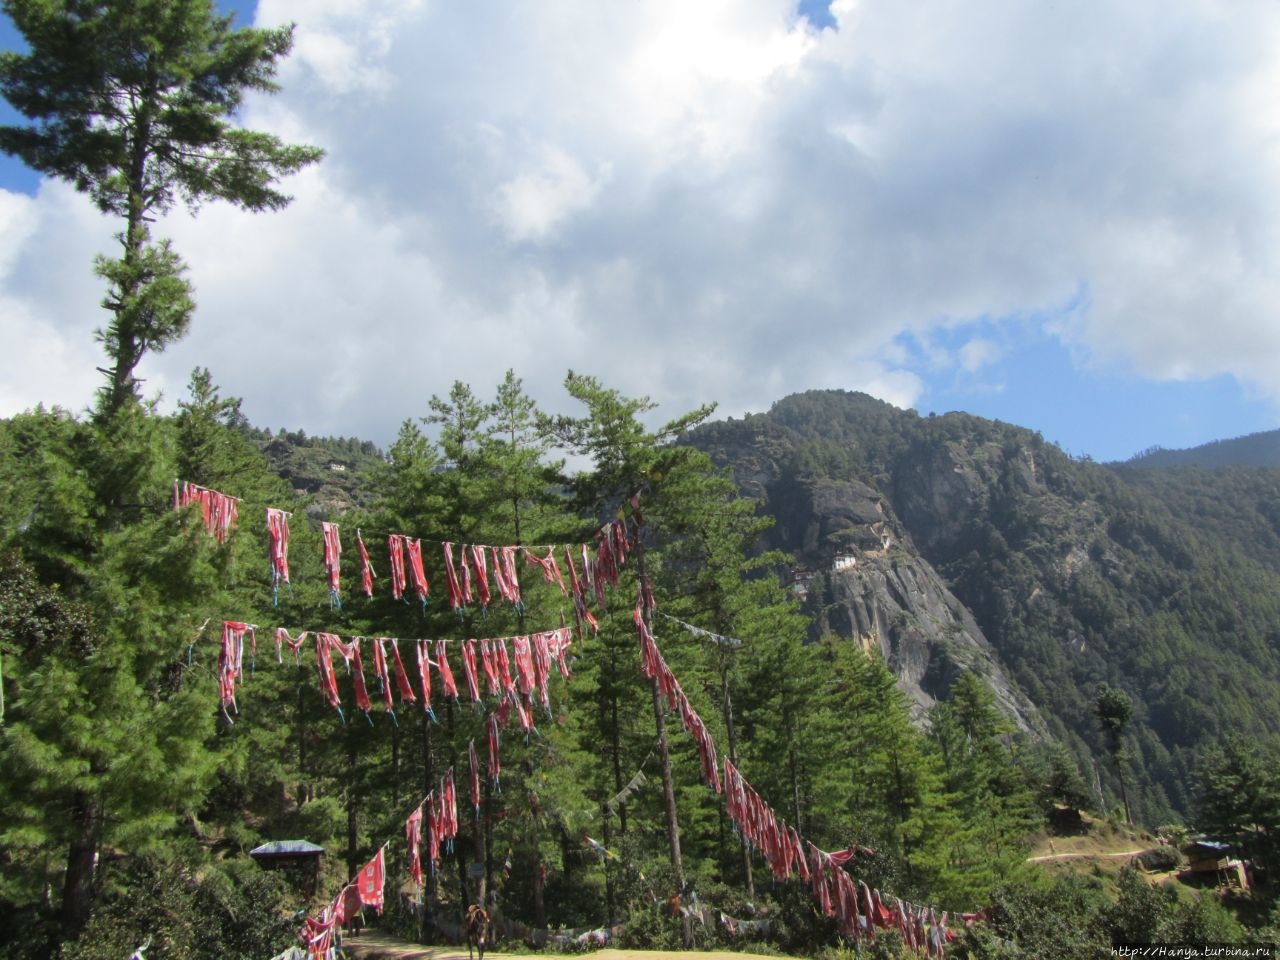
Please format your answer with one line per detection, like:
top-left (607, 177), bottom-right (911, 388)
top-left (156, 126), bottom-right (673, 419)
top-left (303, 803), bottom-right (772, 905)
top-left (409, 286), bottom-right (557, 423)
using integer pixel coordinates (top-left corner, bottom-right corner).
top-left (0, 0), bottom-right (323, 413)
top-left (0, 405), bottom-right (229, 935)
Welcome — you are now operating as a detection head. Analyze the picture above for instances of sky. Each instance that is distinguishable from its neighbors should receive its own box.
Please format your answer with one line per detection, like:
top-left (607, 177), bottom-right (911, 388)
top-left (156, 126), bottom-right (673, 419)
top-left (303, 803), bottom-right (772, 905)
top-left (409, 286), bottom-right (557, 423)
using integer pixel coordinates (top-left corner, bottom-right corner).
top-left (2, 1), bottom-right (1279, 463)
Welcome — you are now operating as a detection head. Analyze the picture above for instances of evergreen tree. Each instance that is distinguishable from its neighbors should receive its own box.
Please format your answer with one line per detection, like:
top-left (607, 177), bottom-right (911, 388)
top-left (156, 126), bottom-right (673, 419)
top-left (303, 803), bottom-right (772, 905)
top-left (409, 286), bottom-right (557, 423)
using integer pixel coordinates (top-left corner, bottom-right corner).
top-left (1194, 735), bottom-right (1280, 875)
top-left (928, 673), bottom-right (1039, 904)
top-left (0, 0), bottom-right (323, 413)
top-left (1095, 684), bottom-right (1134, 824)
top-left (0, 406), bottom-right (228, 936)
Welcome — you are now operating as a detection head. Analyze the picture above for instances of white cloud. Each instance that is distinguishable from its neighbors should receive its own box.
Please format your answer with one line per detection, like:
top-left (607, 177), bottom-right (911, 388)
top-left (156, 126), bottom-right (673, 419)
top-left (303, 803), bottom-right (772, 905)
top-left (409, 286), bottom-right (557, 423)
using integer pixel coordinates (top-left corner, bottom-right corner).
top-left (958, 338), bottom-right (1002, 374)
top-left (495, 145), bottom-right (610, 243)
top-left (3, 0), bottom-right (1279, 443)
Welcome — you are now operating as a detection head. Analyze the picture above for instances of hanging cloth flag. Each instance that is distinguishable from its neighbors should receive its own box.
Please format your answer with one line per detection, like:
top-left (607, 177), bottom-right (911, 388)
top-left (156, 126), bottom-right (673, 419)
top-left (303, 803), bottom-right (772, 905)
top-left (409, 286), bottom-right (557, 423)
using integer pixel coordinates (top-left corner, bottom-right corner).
top-left (219, 621), bottom-right (254, 717)
top-left (416, 640), bottom-right (436, 721)
top-left (553, 626), bottom-right (574, 678)
top-left (405, 538), bottom-right (430, 607)
top-left (458, 546), bottom-right (473, 606)
top-left (510, 690), bottom-right (534, 734)
top-left (388, 638), bottom-right (417, 706)
top-left (468, 738), bottom-right (482, 819)
top-left (274, 627), bottom-right (309, 665)
top-left (442, 542), bottom-right (465, 610)
top-left (491, 545), bottom-right (522, 608)
top-left (525, 546), bottom-right (567, 595)
top-left (265, 508), bottom-right (291, 602)
top-left (441, 767), bottom-right (458, 850)
top-left (512, 635), bottom-right (536, 695)
top-left (461, 638), bottom-right (482, 702)
top-left (436, 640), bottom-right (459, 700)
top-left (355, 847), bottom-right (386, 914)
top-left (530, 631), bottom-right (551, 710)
top-left (563, 546), bottom-right (599, 637)
top-left (583, 835), bottom-right (619, 862)
top-left (321, 521), bottom-right (342, 609)
top-left (388, 535), bottom-right (408, 600)
top-left (315, 632), bottom-right (345, 720)
top-left (479, 639), bottom-right (502, 697)
top-left (300, 899), bottom-right (338, 958)
top-left (350, 638), bottom-right (373, 717)
top-left (357, 530), bottom-right (376, 597)
top-left (487, 712), bottom-right (502, 789)
top-left (406, 805), bottom-right (424, 887)
top-left (495, 638), bottom-right (516, 697)
top-left (468, 544), bottom-right (491, 609)
top-left (372, 637), bottom-right (394, 713)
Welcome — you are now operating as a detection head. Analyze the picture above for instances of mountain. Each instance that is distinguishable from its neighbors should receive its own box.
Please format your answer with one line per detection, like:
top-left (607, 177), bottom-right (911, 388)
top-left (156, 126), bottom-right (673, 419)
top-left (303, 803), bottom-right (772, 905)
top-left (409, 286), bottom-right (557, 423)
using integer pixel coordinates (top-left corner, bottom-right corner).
top-left (1120, 428), bottom-right (1280, 469)
top-left (687, 390), bottom-right (1280, 822)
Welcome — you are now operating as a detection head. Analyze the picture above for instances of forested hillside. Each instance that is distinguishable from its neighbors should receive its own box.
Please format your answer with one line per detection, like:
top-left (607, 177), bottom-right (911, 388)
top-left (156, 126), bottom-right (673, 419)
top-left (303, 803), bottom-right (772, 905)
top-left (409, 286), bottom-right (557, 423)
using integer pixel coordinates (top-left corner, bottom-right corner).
top-left (688, 391), bottom-right (1280, 827)
top-left (3, 379), bottom-right (1278, 959)
top-left (1121, 429), bottom-right (1280, 469)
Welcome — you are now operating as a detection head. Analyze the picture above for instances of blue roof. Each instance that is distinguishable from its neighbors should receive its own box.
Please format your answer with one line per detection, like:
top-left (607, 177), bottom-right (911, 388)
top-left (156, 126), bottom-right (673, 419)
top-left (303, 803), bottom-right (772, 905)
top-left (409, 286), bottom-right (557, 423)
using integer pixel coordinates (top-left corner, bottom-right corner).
top-left (250, 840), bottom-right (325, 856)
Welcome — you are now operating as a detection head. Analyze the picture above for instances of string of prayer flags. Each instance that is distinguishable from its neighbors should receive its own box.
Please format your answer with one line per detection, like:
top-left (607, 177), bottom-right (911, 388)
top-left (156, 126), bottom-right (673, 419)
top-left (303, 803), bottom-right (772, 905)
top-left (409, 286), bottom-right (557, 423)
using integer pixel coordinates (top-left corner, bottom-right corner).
top-left (633, 602), bottom-right (720, 793)
top-left (300, 846), bottom-right (386, 957)
top-left (659, 612), bottom-right (743, 648)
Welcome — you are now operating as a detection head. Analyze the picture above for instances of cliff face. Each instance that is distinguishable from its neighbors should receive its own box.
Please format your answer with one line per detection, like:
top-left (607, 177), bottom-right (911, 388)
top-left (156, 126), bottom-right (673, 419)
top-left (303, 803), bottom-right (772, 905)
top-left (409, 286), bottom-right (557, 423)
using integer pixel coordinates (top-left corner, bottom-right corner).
top-left (693, 415), bottom-right (1042, 733)
top-left (689, 391), bottom-right (1280, 821)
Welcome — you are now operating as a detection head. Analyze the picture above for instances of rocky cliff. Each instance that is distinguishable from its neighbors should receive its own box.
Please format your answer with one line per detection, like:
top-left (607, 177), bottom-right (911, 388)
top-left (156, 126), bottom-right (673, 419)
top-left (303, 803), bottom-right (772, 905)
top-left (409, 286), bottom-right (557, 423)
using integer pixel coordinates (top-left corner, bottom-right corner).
top-left (692, 415), bottom-right (1043, 734)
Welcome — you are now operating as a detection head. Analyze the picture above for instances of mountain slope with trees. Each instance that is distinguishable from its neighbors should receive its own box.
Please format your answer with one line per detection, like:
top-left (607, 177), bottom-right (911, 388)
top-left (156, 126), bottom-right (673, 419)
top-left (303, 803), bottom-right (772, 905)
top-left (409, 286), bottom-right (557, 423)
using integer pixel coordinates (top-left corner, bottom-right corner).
top-left (687, 390), bottom-right (1280, 826)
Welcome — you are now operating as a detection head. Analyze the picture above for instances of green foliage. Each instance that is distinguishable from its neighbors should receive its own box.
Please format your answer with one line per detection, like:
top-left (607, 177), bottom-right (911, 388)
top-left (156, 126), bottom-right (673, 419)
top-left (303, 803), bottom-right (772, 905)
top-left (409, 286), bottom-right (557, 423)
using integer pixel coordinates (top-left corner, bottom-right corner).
top-left (7, 376), bottom-right (1278, 957)
top-left (59, 853), bottom-right (296, 960)
top-left (1194, 735), bottom-right (1280, 875)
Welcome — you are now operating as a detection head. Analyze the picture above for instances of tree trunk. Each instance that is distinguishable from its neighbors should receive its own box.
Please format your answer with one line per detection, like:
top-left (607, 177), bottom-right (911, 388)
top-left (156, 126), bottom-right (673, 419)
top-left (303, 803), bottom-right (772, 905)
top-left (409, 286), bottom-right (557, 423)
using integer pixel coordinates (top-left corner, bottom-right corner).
top-left (60, 791), bottom-right (102, 937)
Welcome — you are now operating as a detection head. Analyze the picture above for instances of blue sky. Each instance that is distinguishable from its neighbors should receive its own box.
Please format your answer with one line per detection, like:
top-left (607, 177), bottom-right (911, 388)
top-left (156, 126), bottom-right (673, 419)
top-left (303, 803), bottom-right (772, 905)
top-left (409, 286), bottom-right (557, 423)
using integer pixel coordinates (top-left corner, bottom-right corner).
top-left (2, 0), bottom-right (1278, 463)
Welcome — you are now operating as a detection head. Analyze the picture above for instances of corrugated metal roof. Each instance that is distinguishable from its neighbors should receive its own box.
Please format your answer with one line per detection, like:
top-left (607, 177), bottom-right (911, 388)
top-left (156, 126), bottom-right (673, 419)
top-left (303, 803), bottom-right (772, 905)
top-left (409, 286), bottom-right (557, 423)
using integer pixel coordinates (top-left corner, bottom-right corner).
top-left (249, 839), bottom-right (325, 857)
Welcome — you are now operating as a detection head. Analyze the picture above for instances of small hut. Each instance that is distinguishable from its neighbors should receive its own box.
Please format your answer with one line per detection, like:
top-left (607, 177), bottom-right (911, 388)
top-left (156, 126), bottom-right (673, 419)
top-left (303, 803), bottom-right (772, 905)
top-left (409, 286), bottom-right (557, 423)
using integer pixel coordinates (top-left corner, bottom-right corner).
top-left (250, 839), bottom-right (324, 898)
top-left (1182, 841), bottom-right (1249, 890)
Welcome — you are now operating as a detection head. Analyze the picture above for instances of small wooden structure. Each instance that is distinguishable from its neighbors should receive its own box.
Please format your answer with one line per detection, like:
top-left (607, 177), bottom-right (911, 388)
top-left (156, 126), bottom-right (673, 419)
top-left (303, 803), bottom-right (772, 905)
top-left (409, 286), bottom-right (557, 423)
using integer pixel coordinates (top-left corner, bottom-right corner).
top-left (250, 839), bottom-right (324, 898)
top-left (1182, 840), bottom-right (1250, 890)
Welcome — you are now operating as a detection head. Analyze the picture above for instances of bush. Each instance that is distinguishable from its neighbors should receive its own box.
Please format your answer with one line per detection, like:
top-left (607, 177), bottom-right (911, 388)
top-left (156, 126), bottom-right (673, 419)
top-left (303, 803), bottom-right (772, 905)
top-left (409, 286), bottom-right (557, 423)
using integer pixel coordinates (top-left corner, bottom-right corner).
top-left (1135, 845), bottom-right (1182, 871)
top-left (59, 854), bottom-right (297, 960)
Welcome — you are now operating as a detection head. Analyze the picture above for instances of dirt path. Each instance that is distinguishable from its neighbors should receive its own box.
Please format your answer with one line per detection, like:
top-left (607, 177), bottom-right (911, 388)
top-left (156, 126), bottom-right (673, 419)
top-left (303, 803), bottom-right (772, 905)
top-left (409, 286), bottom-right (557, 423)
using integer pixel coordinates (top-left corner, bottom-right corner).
top-left (1026, 849), bottom-right (1146, 863)
top-left (342, 930), bottom-right (793, 960)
